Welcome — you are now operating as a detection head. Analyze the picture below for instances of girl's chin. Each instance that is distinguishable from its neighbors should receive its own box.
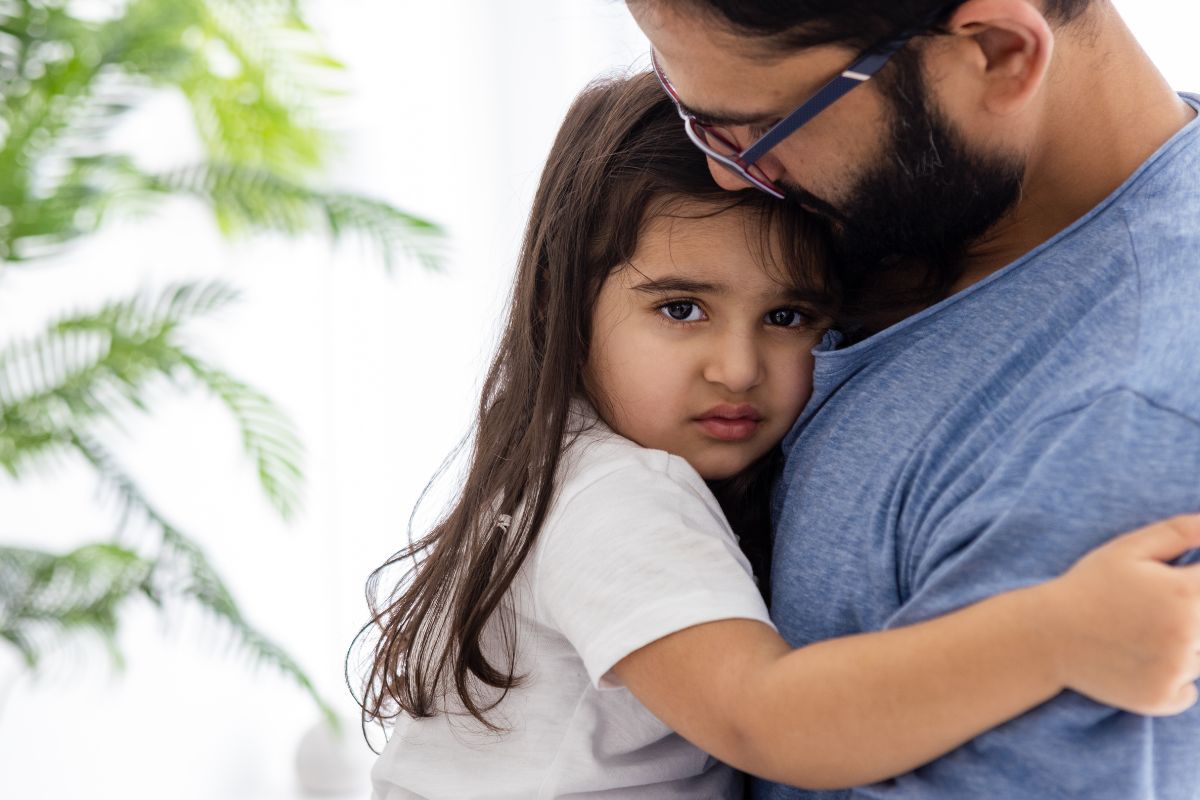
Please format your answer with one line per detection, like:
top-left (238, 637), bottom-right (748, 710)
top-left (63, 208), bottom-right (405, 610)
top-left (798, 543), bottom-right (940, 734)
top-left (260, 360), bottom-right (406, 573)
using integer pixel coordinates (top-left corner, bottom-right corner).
top-left (693, 455), bottom-right (757, 482)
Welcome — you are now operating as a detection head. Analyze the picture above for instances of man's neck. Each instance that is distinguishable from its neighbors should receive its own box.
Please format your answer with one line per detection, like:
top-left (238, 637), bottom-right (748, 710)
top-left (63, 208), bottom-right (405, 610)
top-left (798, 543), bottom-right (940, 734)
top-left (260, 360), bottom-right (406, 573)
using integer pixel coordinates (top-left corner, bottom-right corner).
top-left (951, 6), bottom-right (1196, 294)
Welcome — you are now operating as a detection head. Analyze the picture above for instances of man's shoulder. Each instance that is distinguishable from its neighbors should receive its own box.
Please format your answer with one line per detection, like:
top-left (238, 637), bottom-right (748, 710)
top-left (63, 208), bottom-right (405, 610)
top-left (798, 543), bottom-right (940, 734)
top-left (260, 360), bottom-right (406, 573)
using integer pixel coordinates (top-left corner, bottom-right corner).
top-left (1062, 113), bottom-right (1200, 419)
top-left (1120, 176), bottom-right (1200, 419)
top-left (1123, 95), bottom-right (1200, 203)
top-left (1116, 103), bottom-right (1200, 274)
top-left (1082, 97), bottom-right (1200, 261)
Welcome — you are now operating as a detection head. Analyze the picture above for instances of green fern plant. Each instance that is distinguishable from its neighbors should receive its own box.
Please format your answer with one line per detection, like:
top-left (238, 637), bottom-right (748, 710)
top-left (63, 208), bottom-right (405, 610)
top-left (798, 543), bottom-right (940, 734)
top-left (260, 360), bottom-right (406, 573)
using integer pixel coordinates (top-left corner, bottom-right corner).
top-left (0, 0), bottom-right (446, 728)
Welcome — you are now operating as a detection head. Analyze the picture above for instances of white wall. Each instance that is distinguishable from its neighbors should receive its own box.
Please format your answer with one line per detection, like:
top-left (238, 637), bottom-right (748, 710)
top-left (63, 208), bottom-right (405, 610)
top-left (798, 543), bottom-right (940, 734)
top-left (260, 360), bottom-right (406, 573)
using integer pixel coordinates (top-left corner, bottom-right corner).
top-left (0, 2), bottom-right (1194, 798)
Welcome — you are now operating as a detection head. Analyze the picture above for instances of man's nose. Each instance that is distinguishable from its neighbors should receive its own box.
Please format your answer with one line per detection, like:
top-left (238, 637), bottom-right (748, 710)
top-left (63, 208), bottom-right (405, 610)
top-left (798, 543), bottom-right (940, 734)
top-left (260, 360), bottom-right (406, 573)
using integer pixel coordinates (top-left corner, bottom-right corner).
top-left (705, 154), bottom-right (785, 194)
top-left (703, 332), bottom-right (763, 393)
top-left (707, 157), bottom-right (754, 191)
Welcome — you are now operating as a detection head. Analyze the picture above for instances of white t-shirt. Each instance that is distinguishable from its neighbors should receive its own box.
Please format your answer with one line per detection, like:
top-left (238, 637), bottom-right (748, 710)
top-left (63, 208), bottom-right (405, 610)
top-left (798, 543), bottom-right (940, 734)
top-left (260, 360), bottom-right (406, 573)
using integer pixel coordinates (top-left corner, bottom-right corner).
top-left (370, 407), bottom-right (774, 799)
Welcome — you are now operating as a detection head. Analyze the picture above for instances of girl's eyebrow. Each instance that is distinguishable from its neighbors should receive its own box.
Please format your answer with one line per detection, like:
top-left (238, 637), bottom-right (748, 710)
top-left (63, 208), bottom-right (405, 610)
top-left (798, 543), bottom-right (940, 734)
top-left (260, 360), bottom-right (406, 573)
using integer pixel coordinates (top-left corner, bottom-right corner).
top-left (632, 275), bottom-right (813, 303)
top-left (630, 276), bottom-right (725, 295)
top-left (633, 273), bottom-right (811, 302)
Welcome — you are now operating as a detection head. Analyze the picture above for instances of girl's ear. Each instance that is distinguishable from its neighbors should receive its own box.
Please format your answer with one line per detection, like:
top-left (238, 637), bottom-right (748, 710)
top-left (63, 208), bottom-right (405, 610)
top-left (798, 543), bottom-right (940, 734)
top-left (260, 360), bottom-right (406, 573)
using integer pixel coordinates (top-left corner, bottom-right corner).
top-left (939, 0), bottom-right (1055, 117)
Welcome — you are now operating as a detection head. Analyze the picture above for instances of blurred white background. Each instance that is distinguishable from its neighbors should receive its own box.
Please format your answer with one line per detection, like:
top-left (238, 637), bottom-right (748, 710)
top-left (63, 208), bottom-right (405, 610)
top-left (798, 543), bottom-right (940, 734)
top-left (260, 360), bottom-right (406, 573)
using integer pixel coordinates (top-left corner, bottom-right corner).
top-left (0, 1), bottom-right (1194, 798)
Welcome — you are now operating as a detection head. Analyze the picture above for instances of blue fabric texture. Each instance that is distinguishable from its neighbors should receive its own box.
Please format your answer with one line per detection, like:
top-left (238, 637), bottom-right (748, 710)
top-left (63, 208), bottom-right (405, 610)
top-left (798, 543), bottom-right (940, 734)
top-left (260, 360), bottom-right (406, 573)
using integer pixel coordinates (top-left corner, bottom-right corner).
top-left (757, 95), bottom-right (1200, 800)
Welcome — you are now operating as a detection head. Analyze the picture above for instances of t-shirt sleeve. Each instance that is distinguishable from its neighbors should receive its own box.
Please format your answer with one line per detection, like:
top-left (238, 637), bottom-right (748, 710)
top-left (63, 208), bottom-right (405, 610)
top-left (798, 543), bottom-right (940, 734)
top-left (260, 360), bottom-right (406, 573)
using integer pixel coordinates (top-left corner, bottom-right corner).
top-left (532, 456), bottom-right (773, 690)
top-left (854, 388), bottom-right (1200, 799)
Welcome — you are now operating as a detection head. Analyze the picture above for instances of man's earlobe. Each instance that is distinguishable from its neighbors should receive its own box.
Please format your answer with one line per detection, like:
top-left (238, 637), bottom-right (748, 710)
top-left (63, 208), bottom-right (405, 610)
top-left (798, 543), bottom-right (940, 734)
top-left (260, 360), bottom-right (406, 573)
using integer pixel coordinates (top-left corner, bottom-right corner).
top-left (949, 0), bottom-right (1055, 116)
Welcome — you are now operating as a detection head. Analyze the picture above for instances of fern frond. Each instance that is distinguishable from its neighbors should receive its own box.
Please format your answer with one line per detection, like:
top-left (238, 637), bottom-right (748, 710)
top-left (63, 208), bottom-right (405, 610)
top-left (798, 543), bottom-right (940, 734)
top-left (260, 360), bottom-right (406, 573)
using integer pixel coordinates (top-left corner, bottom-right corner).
top-left (47, 281), bottom-right (307, 518)
top-left (0, 280), bottom-right (303, 518)
top-left (56, 279), bottom-right (242, 338)
top-left (148, 162), bottom-right (447, 270)
top-left (179, 358), bottom-right (304, 519)
top-left (0, 281), bottom-right (240, 476)
top-left (0, 325), bottom-right (118, 476)
top-left (0, 542), bottom-right (155, 670)
top-left (159, 528), bottom-right (338, 728)
top-left (176, 0), bottom-right (338, 176)
top-left (0, 528), bottom-right (337, 729)
top-left (60, 432), bottom-right (333, 724)
top-left (71, 281), bottom-right (302, 517)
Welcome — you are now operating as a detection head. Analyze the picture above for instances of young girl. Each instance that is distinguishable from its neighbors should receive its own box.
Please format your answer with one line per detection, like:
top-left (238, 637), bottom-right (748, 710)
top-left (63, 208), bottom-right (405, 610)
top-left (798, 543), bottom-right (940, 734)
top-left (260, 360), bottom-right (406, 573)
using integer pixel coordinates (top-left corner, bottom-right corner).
top-left (355, 72), bottom-right (1200, 798)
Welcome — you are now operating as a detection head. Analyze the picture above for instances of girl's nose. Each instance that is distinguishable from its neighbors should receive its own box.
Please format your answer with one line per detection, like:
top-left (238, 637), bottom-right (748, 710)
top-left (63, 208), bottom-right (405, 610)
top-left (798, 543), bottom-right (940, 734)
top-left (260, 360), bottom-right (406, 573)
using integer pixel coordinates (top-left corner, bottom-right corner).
top-left (703, 333), bottom-right (763, 394)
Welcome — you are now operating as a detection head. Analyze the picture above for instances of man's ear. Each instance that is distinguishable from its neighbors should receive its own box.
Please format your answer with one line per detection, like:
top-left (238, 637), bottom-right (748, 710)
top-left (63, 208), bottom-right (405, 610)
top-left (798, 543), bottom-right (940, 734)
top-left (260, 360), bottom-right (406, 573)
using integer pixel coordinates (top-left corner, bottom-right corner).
top-left (941, 0), bottom-right (1054, 116)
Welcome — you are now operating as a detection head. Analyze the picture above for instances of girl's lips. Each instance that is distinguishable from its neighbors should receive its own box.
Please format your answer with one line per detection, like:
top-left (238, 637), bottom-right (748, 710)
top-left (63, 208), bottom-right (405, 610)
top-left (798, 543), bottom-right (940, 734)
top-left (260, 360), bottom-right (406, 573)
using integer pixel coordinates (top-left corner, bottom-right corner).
top-left (696, 416), bottom-right (761, 442)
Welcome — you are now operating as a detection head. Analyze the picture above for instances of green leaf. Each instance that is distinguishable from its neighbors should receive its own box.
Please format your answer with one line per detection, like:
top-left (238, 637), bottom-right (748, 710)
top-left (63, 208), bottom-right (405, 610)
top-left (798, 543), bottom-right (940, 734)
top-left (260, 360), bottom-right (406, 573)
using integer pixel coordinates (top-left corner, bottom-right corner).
top-left (58, 434), bottom-right (335, 725)
top-left (0, 280), bottom-right (303, 517)
top-left (148, 162), bottom-right (448, 271)
top-left (160, 527), bottom-right (338, 728)
top-left (0, 542), bottom-right (154, 670)
top-left (180, 357), bottom-right (305, 519)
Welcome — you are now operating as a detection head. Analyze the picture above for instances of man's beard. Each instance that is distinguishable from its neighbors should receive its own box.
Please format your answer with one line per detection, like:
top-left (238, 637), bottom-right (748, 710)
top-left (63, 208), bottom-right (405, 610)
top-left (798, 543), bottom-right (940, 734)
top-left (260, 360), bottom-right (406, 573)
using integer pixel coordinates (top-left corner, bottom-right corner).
top-left (786, 53), bottom-right (1026, 312)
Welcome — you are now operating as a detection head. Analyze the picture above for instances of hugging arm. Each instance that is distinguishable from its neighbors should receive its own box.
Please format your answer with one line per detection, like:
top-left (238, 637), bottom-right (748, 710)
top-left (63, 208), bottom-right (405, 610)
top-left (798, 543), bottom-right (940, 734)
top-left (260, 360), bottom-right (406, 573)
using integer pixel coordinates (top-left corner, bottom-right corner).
top-left (613, 393), bottom-right (1200, 791)
top-left (615, 518), bottom-right (1200, 789)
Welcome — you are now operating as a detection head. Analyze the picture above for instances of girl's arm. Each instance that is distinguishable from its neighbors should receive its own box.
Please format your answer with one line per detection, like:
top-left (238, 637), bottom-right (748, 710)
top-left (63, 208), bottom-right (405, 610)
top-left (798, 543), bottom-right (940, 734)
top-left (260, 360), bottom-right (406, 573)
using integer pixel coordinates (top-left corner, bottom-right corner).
top-left (613, 514), bottom-right (1200, 790)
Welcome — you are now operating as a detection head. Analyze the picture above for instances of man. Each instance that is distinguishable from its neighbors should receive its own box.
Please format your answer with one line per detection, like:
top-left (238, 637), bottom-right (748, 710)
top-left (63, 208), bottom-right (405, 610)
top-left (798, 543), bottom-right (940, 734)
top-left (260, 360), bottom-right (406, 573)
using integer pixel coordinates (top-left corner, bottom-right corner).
top-left (625, 1), bottom-right (1200, 798)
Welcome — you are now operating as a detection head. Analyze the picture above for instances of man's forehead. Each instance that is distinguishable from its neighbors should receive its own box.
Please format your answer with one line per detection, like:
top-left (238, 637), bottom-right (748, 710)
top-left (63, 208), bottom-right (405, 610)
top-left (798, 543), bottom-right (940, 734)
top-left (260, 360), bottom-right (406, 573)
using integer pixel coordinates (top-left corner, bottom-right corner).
top-left (631, 3), bottom-right (854, 123)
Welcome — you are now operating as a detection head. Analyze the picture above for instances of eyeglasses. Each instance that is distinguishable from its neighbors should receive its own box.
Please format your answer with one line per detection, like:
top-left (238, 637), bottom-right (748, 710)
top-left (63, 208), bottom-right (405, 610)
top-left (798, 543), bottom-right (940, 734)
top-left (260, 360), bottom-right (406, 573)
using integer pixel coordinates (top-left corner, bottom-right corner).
top-left (650, 6), bottom-right (956, 199)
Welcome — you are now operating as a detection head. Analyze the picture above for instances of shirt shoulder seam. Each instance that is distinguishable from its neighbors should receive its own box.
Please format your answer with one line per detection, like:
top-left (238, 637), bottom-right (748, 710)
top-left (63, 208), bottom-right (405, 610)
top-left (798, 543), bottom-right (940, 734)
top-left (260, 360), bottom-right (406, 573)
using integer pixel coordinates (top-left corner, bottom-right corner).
top-left (1120, 207), bottom-right (1145, 365)
top-left (1026, 385), bottom-right (1200, 435)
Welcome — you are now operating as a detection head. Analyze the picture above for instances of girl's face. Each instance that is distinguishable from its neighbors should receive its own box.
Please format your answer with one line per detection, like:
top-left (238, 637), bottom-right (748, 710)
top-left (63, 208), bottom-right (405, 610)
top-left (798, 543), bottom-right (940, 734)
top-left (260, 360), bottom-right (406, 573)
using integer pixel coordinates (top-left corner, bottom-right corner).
top-left (585, 201), bottom-right (822, 480)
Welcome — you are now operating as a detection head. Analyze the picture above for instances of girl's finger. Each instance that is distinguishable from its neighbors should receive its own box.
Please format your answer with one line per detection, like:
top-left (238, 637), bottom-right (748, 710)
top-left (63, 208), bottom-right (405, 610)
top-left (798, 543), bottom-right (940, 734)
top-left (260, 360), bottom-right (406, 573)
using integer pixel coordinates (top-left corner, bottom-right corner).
top-left (1114, 515), bottom-right (1200, 561)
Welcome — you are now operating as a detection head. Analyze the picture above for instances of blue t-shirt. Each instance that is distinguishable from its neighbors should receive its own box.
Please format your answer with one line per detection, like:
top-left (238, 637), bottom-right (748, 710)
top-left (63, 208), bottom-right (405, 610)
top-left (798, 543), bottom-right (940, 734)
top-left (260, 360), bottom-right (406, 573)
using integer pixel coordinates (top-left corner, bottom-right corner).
top-left (758, 95), bottom-right (1200, 800)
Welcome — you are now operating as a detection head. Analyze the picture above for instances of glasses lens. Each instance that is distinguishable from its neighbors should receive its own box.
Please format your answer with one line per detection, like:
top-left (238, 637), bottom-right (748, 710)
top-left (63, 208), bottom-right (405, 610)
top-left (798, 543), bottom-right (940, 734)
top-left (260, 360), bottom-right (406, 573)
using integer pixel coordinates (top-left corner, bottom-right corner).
top-left (688, 120), bottom-right (738, 158)
top-left (687, 121), bottom-right (782, 197)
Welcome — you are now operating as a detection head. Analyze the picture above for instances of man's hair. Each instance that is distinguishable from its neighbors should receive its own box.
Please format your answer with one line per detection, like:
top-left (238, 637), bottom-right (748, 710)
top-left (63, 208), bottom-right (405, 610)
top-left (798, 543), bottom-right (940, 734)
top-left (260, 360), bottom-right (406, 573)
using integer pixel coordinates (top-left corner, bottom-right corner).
top-left (652, 1), bottom-right (1093, 52)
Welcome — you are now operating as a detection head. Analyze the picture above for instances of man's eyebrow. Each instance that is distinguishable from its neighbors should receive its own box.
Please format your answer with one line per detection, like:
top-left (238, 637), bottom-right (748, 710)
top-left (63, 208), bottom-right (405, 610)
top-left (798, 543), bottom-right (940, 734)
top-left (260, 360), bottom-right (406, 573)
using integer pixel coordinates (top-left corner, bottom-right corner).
top-left (676, 99), bottom-right (776, 128)
top-left (630, 276), bottom-right (726, 295)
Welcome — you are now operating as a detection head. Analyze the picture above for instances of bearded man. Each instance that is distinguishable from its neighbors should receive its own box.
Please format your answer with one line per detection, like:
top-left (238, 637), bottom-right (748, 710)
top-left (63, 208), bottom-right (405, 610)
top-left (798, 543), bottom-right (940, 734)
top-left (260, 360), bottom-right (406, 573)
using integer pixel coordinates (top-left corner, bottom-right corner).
top-left (625, 2), bottom-right (1200, 798)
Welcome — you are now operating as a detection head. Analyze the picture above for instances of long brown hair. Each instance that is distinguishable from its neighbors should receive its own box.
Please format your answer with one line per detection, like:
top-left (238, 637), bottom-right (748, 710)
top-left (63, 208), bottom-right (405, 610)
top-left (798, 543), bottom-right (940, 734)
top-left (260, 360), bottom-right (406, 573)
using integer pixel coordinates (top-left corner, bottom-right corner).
top-left (351, 71), bottom-right (835, 737)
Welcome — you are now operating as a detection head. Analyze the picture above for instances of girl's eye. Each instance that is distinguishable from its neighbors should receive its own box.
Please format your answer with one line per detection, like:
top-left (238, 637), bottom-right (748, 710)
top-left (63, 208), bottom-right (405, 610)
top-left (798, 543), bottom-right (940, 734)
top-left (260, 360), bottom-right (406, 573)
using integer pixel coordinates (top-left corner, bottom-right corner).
top-left (658, 301), bottom-right (704, 322)
top-left (765, 308), bottom-right (808, 328)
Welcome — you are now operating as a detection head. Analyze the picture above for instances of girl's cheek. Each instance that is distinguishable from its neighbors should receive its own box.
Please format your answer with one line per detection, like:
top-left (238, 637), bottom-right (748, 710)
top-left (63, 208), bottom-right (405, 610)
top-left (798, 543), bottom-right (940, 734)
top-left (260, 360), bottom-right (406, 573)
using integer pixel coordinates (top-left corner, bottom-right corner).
top-left (782, 351), bottom-right (817, 410)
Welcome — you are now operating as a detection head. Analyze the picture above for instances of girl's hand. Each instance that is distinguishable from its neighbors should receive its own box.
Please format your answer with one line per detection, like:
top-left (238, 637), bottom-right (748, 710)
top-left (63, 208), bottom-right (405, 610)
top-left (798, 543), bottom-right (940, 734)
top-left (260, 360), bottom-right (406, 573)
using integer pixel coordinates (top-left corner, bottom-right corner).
top-left (1040, 514), bottom-right (1200, 716)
